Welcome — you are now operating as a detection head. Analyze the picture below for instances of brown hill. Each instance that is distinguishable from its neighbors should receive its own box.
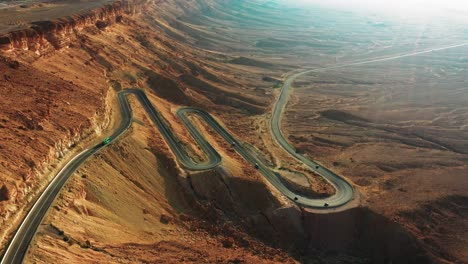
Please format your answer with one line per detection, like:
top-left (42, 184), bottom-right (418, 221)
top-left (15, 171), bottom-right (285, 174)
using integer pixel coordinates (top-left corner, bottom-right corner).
top-left (1, 0), bottom-right (465, 263)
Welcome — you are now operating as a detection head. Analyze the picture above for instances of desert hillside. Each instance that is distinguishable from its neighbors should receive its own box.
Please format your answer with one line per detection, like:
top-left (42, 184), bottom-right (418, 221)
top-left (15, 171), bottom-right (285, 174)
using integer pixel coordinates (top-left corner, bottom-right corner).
top-left (0, 0), bottom-right (331, 262)
top-left (0, 0), bottom-right (466, 263)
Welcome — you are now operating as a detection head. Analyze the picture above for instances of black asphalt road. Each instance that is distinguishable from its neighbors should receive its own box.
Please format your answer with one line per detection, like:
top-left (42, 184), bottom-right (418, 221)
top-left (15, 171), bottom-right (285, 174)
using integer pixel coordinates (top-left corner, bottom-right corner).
top-left (266, 42), bottom-right (468, 207)
top-left (0, 91), bottom-right (133, 264)
top-left (4, 42), bottom-right (466, 263)
top-left (177, 107), bottom-right (354, 207)
top-left (1, 89), bottom-right (219, 264)
top-left (270, 71), bottom-right (354, 207)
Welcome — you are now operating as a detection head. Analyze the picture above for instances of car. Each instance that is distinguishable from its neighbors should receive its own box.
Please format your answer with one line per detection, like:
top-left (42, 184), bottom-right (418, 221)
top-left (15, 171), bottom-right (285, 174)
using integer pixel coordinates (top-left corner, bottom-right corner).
top-left (254, 163), bottom-right (259, 169)
top-left (231, 141), bottom-right (236, 147)
top-left (324, 203), bottom-right (329, 207)
top-left (294, 197), bottom-right (298, 201)
top-left (315, 165), bottom-right (319, 169)
top-left (102, 137), bottom-right (112, 145)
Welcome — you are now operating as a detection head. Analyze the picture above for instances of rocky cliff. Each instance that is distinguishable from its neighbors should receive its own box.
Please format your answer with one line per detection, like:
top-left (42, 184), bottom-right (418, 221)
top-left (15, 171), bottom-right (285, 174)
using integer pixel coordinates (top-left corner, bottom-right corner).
top-left (0, 0), bottom-right (275, 256)
top-left (0, 0), bottom-right (146, 54)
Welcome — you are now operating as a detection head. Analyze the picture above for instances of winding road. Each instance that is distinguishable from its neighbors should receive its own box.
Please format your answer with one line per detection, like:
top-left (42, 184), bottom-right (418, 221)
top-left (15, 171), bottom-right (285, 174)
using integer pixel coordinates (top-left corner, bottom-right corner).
top-left (271, 70), bottom-right (354, 207)
top-left (267, 42), bottom-right (468, 207)
top-left (2, 88), bottom-right (347, 264)
top-left (2, 42), bottom-right (467, 263)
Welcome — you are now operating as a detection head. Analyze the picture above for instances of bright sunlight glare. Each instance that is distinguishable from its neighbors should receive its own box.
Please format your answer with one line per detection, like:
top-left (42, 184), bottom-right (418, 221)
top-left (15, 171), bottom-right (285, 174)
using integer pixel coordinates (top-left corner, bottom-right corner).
top-left (287, 0), bottom-right (468, 18)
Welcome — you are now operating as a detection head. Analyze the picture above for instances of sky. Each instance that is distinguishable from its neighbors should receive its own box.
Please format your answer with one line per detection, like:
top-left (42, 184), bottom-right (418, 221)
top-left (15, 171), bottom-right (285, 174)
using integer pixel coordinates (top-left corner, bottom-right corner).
top-left (285, 0), bottom-right (468, 19)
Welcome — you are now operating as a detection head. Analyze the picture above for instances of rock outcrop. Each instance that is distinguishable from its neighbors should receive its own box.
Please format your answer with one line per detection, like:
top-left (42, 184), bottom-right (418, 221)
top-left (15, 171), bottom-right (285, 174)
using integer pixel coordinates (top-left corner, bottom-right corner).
top-left (0, 0), bottom-right (146, 54)
top-left (0, 184), bottom-right (12, 202)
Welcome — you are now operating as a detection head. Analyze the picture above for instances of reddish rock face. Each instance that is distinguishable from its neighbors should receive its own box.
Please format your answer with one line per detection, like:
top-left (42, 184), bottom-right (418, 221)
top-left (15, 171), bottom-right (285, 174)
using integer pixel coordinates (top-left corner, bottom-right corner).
top-left (95, 20), bottom-right (109, 30)
top-left (0, 0), bottom-right (146, 52)
top-left (0, 185), bottom-right (10, 201)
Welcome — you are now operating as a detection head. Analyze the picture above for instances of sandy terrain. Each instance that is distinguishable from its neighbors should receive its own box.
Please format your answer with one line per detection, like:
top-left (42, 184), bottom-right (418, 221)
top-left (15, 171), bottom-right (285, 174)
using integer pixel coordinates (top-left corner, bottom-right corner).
top-left (0, 0), bottom-right (330, 262)
top-left (284, 50), bottom-right (468, 262)
top-left (25, 99), bottom-right (296, 263)
top-left (0, 0), bottom-right (115, 34)
top-left (0, 0), bottom-right (466, 263)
